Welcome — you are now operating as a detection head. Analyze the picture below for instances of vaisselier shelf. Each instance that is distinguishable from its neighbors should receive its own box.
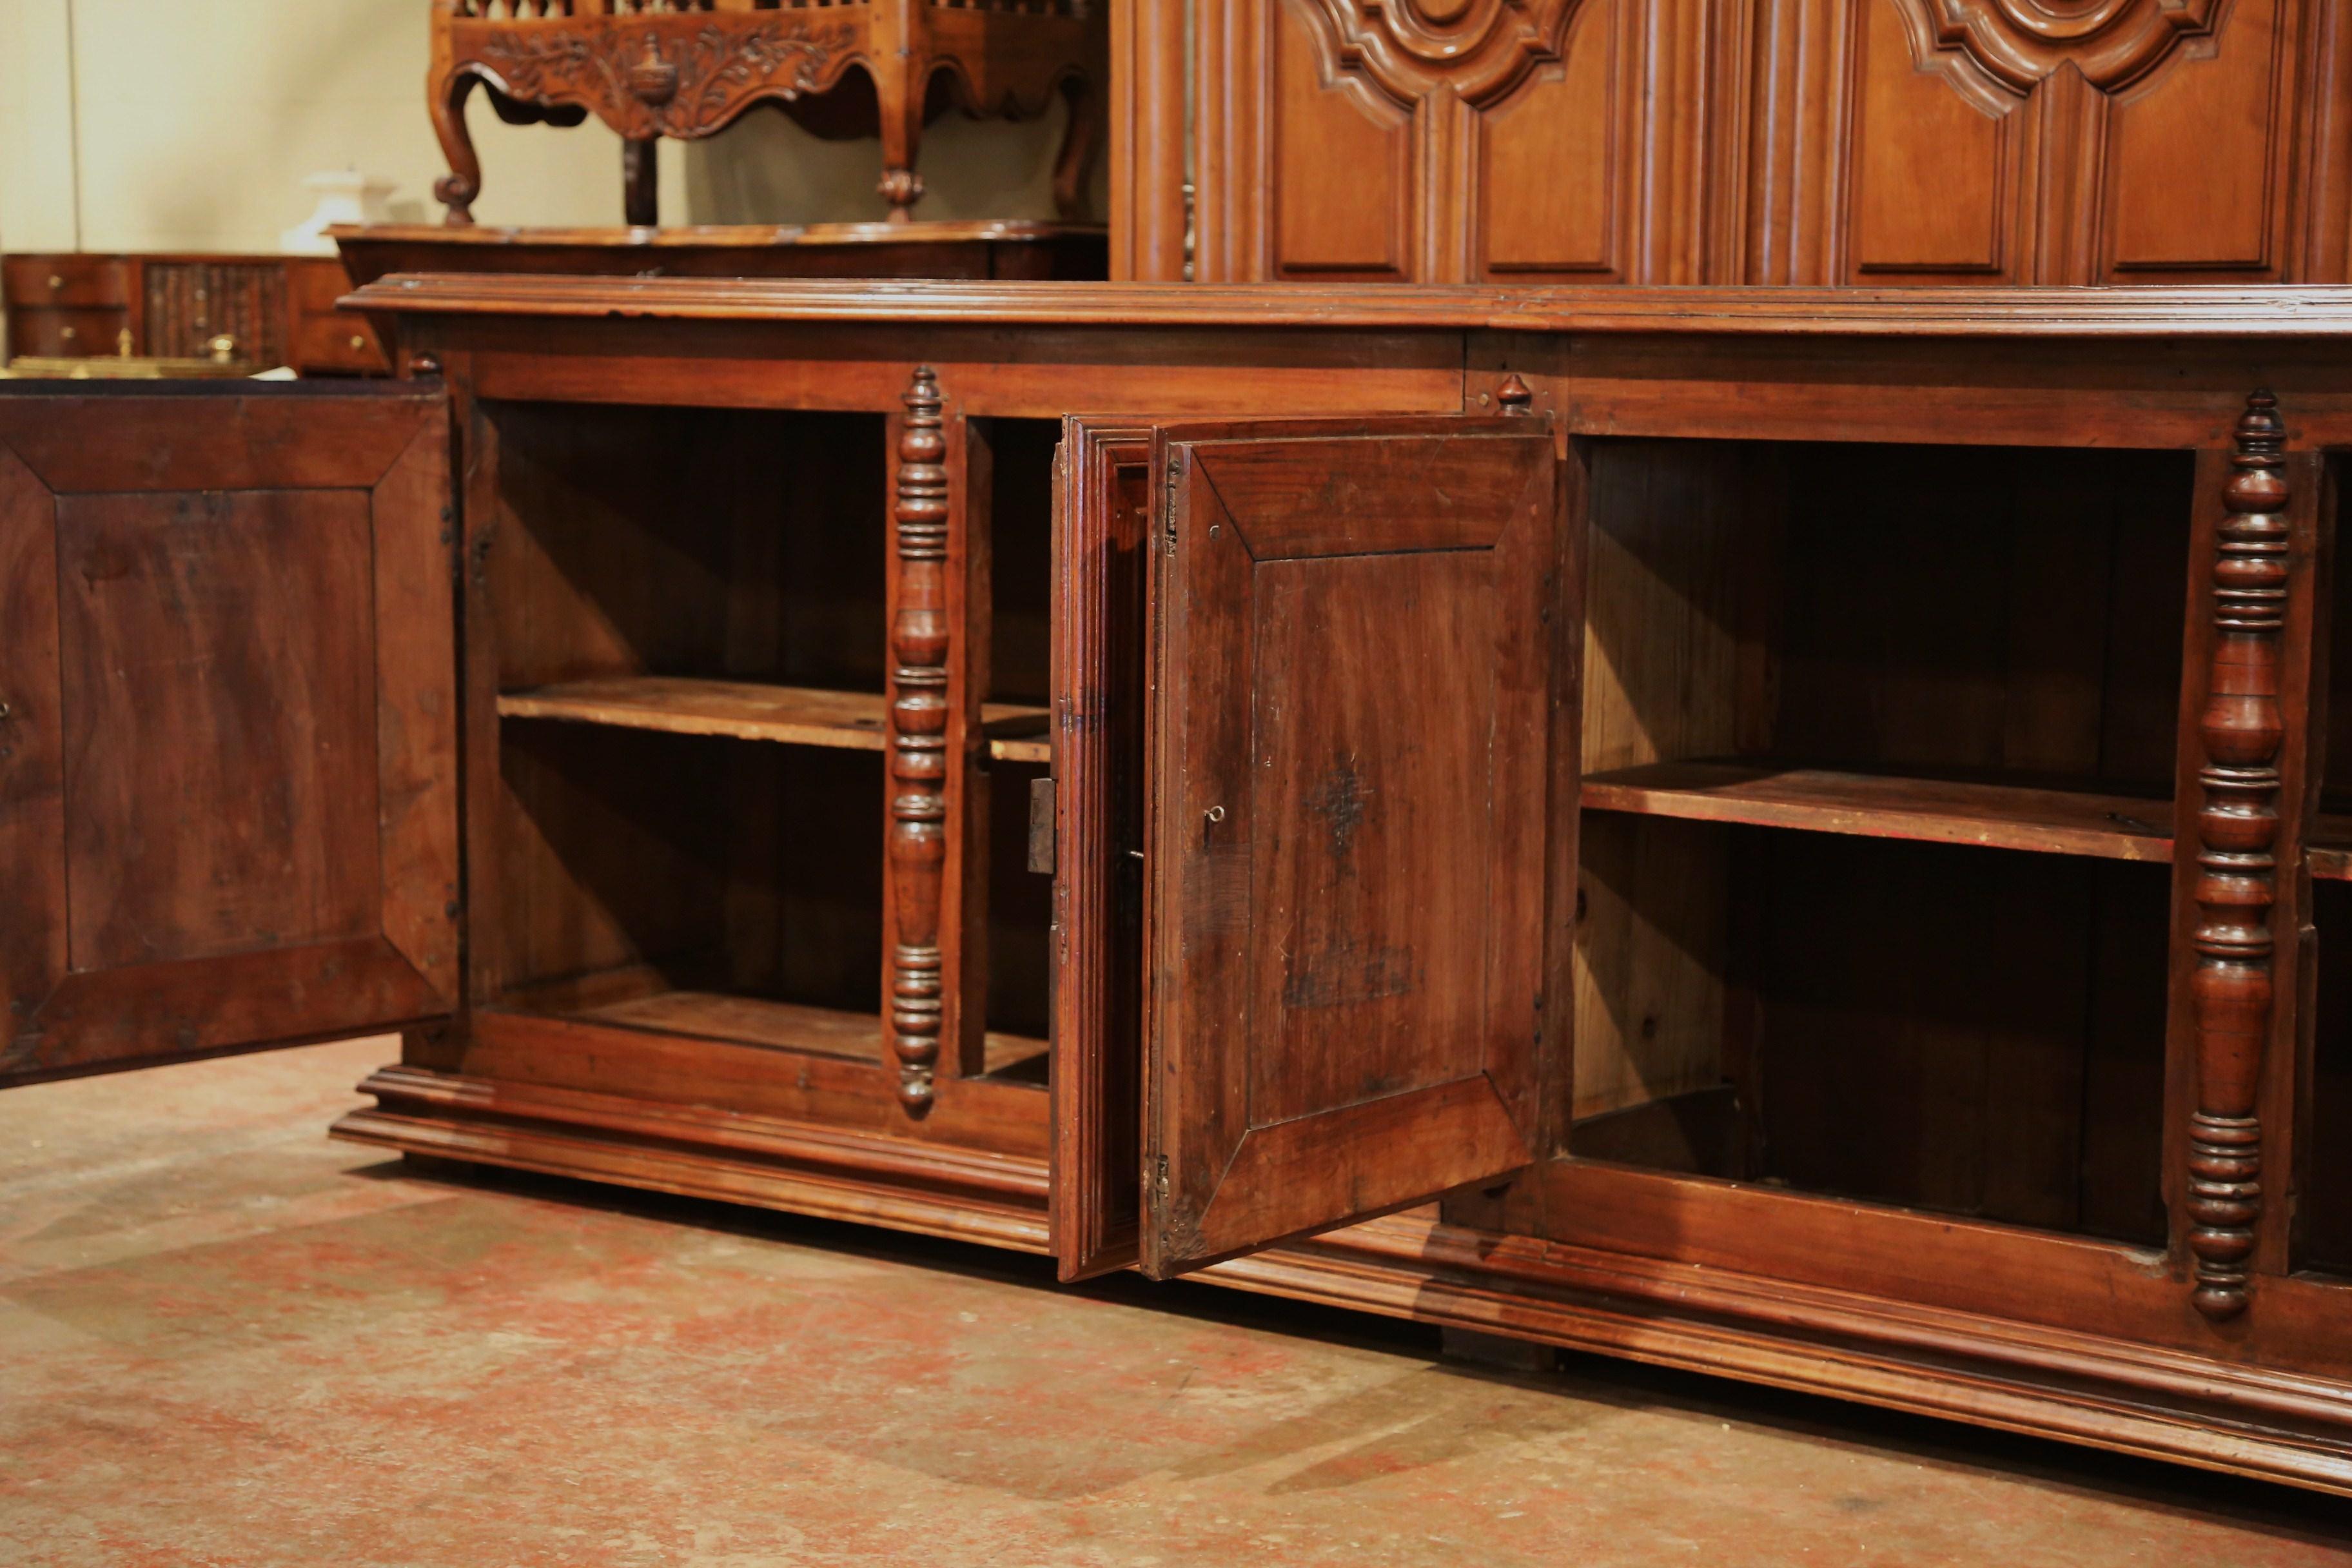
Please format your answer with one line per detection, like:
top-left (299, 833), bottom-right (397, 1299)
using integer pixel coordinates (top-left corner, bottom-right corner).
top-left (496, 676), bottom-right (1052, 763)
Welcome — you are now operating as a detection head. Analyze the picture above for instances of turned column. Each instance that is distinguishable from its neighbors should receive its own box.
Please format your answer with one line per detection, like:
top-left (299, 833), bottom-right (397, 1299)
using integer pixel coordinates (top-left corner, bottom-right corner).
top-left (2186, 391), bottom-right (2291, 1323)
top-left (888, 368), bottom-right (952, 1113)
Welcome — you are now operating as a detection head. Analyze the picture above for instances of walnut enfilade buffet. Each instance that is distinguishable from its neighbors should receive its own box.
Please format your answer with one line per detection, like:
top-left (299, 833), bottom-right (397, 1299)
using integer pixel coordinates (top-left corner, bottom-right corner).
top-left (17, 0), bottom-right (2352, 1505)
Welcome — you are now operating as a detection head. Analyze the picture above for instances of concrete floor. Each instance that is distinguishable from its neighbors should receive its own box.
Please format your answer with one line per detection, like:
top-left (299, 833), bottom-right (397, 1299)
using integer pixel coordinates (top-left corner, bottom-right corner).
top-left (5, 1043), bottom-right (2351, 1567)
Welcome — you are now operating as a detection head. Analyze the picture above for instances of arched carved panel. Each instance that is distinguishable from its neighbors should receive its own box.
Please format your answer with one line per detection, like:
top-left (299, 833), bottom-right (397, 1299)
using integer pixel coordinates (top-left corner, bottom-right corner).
top-left (1271, 0), bottom-right (1415, 276)
top-left (1170, 0), bottom-right (2351, 288)
top-left (1300, 0), bottom-right (1588, 105)
top-left (1850, 0), bottom-right (2015, 275)
top-left (1216, 0), bottom-right (1716, 282)
top-left (1895, 0), bottom-right (2226, 107)
top-left (2102, 0), bottom-right (2288, 275)
top-left (1821, 0), bottom-right (2304, 284)
top-left (1475, 0), bottom-right (1624, 279)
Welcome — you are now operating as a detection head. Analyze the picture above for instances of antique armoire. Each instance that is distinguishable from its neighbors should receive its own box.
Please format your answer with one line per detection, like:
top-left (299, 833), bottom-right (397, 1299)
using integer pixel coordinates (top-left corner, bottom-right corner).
top-left (15, 0), bottom-right (2352, 1498)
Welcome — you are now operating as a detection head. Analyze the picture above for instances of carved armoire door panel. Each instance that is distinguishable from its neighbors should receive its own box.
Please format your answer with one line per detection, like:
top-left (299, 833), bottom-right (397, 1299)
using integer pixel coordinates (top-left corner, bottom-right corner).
top-left (1790, 0), bottom-right (2326, 285)
top-left (1158, 0), bottom-right (2352, 288)
top-left (1192, 0), bottom-right (1723, 284)
top-left (0, 384), bottom-right (459, 1084)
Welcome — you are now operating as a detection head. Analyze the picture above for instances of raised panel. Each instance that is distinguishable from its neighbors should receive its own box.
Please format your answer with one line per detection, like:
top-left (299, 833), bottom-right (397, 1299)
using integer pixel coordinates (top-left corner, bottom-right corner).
top-left (0, 386), bottom-right (457, 1083)
top-left (0, 447), bottom-right (67, 1077)
top-left (1141, 418), bottom-right (1563, 1277)
top-left (1849, 0), bottom-right (2011, 277)
top-left (1244, 551), bottom-right (1496, 1118)
top-left (58, 490), bottom-right (381, 970)
top-left (2102, 0), bottom-right (2285, 275)
top-left (1271, 0), bottom-right (1411, 277)
top-left (1476, 0), bottom-right (1622, 278)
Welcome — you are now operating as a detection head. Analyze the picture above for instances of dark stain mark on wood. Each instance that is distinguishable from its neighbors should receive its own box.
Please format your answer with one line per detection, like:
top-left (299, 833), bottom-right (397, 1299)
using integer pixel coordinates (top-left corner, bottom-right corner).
top-left (1282, 934), bottom-right (1414, 1010)
top-left (1306, 754), bottom-right (1372, 859)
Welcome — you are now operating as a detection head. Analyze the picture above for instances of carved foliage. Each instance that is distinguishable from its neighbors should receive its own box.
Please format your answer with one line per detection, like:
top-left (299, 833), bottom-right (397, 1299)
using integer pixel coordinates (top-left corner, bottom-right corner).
top-left (1892, 0), bottom-right (2226, 103)
top-left (888, 368), bottom-right (952, 1115)
top-left (2186, 389), bottom-right (2289, 1324)
top-left (1295, 0), bottom-right (1585, 106)
top-left (455, 13), bottom-right (864, 140)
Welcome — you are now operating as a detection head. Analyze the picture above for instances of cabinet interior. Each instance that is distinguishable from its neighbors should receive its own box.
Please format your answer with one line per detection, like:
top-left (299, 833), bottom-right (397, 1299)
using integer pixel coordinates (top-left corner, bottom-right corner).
top-left (979, 417), bottom-right (1061, 1073)
top-left (1568, 438), bottom-right (2195, 1246)
top-left (472, 400), bottom-right (1060, 1081)
top-left (2298, 473), bottom-right (2352, 1275)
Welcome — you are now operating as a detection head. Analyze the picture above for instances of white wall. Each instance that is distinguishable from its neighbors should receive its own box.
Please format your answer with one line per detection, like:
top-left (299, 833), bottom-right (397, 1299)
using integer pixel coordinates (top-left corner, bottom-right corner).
top-left (0, 0), bottom-right (1072, 257)
top-left (0, 0), bottom-right (81, 251)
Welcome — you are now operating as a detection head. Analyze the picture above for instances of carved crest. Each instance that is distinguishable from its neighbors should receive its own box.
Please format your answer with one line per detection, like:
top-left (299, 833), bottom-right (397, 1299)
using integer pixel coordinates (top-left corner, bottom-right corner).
top-left (1293, 0), bottom-right (1585, 106)
top-left (1892, 0), bottom-right (2226, 104)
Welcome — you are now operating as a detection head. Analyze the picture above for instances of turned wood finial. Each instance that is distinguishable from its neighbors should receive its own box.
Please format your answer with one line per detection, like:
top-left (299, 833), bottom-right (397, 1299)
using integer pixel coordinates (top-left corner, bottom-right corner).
top-left (2186, 388), bottom-right (2290, 1323)
top-left (888, 366), bottom-right (951, 1114)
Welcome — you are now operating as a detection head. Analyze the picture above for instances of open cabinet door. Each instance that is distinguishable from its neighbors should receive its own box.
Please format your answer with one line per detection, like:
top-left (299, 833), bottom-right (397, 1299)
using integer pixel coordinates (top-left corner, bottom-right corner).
top-left (1051, 413), bottom-right (1566, 1280)
top-left (0, 384), bottom-right (458, 1084)
top-left (1050, 420), bottom-right (1155, 1280)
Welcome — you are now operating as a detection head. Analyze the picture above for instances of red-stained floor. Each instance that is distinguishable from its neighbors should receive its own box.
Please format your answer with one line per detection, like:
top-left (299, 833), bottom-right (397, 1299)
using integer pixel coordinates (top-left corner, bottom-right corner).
top-left (5, 1039), bottom-right (2351, 1567)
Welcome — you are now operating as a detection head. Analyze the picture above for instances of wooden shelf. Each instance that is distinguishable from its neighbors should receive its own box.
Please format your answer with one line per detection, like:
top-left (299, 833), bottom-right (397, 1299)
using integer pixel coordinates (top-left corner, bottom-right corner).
top-left (1581, 761), bottom-right (2174, 864)
top-left (496, 676), bottom-right (1052, 762)
top-left (2311, 814), bottom-right (2352, 881)
top-left (501, 978), bottom-right (1048, 1075)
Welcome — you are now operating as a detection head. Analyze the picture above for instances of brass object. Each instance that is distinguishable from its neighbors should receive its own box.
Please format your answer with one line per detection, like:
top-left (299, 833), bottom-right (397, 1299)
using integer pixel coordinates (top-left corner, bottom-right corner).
top-left (3, 353), bottom-right (257, 380)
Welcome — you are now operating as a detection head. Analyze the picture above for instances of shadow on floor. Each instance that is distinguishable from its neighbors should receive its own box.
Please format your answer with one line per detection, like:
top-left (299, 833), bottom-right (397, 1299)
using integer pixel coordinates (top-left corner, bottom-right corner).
top-left (355, 1153), bottom-right (2352, 1549)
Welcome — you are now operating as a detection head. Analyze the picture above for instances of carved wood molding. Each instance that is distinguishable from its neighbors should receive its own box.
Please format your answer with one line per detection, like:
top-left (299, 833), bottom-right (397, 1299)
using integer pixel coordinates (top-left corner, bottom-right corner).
top-left (1888, 0), bottom-right (2227, 111)
top-left (449, 14), bottom-right (867, 143)
top-left (1292, 0), bottom-right (1587, 108)
top-left (888, 366), bottom-right (952, 1116)
top-left (2186, 389), bottom-right (2289, 1324)
top-left (431, 6), bottom-right (1103, 222)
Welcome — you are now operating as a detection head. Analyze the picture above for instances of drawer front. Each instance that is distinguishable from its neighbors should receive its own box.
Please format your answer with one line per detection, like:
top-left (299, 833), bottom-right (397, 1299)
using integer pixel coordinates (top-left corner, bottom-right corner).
top-left (289, 309), bottom-right (387, 375)
top-left (7, 306), bottom-right (130, 358)
top-left (3, 256), bottom-right (130, 309)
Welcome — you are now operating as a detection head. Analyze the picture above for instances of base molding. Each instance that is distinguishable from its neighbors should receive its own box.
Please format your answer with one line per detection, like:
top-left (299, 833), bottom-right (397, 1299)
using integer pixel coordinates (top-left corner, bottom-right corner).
top-left (334, 1066), bottom-right (1050, 1253)
top-left (335, 1064), bottom-right (2352, 1497)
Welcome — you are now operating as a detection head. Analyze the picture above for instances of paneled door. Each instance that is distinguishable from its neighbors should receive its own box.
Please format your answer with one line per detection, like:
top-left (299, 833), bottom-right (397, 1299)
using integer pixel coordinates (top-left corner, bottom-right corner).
top-left (1052, 413), bottom-right (1573, 1279)
top-left (0, 384), bottom-right (458, 1084)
